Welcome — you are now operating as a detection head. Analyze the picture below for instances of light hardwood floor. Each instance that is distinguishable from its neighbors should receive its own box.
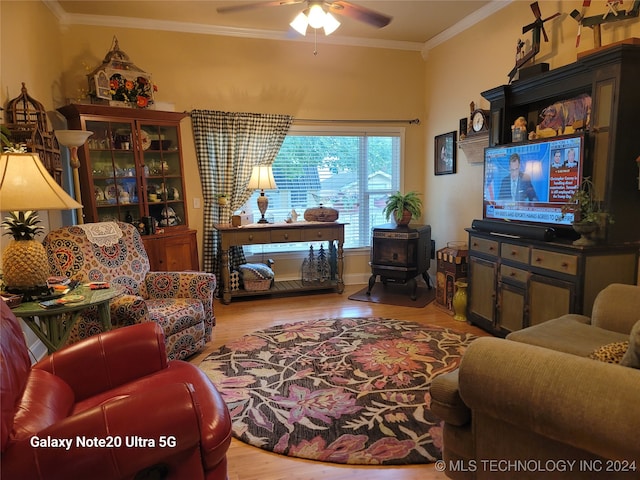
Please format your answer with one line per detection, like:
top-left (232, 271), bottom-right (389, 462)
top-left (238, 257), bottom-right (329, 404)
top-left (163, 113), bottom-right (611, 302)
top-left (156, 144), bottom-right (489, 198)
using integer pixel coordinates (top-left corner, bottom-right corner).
top-left (189, 284), bottom-right (490, 480)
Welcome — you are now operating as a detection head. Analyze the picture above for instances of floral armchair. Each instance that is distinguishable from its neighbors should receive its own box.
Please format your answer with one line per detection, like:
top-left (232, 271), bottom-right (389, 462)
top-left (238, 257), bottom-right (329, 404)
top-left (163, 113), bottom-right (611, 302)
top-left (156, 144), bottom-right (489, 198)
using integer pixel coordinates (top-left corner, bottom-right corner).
top-left (42, 222), bottom-right (216, 360)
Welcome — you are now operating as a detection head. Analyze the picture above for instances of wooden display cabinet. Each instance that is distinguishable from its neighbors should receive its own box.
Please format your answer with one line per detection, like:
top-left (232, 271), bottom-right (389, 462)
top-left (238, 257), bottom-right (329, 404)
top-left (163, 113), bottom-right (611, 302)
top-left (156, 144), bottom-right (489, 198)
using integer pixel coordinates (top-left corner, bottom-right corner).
top-left (58, 104), bottom-right (198, 271)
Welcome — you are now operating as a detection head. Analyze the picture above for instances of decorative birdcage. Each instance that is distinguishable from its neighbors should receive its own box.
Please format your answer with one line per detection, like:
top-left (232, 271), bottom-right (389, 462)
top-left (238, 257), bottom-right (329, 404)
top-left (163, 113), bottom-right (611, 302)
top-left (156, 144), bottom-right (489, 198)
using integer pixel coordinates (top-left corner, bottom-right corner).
top-left (87, 36), bottom-right (156, 108)
top-left (3, 83), bottom-right (62, 184)
top-left (5, 82), bottom-right (48, 144)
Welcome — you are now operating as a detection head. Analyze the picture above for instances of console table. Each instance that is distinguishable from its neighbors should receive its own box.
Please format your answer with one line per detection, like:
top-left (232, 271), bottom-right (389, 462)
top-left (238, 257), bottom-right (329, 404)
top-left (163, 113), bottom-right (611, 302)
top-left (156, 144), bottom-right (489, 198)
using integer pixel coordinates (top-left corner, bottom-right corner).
top-left (215, 222), bottom-right (345, 304)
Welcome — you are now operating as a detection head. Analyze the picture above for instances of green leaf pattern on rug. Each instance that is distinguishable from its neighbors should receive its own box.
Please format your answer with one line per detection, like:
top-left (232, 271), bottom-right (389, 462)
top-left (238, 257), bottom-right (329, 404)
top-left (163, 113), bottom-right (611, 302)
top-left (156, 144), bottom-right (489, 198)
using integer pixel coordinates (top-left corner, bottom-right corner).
top-left (200, 317), bottom-right (476, 465)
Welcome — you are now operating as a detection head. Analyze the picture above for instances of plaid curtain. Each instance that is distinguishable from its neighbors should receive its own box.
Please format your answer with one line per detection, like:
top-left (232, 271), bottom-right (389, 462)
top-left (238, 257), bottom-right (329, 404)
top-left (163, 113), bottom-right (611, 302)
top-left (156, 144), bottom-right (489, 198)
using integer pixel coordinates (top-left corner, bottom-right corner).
top-left (191, 110), bottom-right (293, 277)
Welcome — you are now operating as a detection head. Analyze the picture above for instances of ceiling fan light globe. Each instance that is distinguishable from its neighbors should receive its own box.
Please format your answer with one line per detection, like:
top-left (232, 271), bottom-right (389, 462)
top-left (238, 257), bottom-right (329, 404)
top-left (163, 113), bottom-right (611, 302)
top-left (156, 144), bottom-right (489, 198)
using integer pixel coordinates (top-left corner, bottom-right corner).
top-left (307, 4), bottom-right (326, 29)
top-left (290, 11), bottom-right (309, 35)
top-left (323, 12), bottom-right (341, 35)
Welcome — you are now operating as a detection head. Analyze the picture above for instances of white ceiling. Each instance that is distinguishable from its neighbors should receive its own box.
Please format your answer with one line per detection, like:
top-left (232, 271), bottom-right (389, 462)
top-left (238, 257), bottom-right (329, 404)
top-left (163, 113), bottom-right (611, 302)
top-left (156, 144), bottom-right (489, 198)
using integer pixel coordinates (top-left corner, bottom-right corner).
top-left (50, 1), bottom-right (512, 53)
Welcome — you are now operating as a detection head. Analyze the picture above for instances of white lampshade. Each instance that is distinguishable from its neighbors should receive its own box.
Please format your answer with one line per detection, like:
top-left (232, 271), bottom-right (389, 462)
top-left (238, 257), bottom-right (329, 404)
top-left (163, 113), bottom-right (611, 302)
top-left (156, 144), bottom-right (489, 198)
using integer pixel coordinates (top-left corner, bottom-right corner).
top-left (247, 165), bottom-right (278, 191)
top-left (307, 4), bottom-right (326, 29)
top-left (290, 11), bottom-right (309, 36)
top-left (54, 130), bottom-right (93, 148)
top-left (290, 5), bottom-right (341, 36)
top-left (323, 12), bottom-right (341, 35)
top-left (0, 152), bottom-right (82, 211)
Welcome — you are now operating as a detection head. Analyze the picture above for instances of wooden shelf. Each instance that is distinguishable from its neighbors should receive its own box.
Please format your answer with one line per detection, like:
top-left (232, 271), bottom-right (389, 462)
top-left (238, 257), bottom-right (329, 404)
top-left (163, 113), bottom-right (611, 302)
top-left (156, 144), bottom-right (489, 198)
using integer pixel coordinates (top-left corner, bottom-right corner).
top-left (457, 132), bottom-right (489, 164)
top-left (230, 280), bottom-right (338, 298)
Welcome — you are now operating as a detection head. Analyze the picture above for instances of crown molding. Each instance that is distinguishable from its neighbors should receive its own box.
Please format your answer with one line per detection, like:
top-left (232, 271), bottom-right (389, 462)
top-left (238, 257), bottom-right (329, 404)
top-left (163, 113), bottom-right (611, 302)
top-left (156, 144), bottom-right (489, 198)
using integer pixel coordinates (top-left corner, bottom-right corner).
top-left (43, 1), bottom-right (424, 51)
top-left (44, 0), bottom-right (508, 54)
top-left (421, 0), bottom-right (513, 59)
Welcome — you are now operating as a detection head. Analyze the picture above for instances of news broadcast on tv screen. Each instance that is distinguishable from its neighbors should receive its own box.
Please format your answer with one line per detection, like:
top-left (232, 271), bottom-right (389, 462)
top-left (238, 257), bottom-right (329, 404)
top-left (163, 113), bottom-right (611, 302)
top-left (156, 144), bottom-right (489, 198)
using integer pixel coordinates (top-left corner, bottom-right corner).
top-left (483, 134), bottom-right (584, 226)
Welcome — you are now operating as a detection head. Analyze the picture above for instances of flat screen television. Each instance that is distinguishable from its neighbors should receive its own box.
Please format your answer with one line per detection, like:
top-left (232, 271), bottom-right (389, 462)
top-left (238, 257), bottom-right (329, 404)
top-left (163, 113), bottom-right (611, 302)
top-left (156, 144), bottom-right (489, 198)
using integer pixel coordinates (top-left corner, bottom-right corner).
top-left (483, 133), bottom-right (585, 230)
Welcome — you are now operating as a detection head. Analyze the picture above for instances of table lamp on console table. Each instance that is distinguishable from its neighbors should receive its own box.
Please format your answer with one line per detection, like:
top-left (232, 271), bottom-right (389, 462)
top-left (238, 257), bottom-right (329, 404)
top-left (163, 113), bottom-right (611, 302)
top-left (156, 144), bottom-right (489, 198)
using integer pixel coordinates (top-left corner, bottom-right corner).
top-left (247, 164), bottom-right (278, 224)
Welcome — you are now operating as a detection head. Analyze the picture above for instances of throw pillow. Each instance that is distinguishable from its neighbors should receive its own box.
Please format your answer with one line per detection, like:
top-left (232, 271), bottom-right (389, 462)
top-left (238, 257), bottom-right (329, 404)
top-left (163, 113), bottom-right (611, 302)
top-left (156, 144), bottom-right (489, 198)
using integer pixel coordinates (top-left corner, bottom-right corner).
top-left (620, 320), bottom-right (640, 369)
top-left (589, 342), bottom-right (629, 364)
top-left (239, 263), bottom-right (275, 280)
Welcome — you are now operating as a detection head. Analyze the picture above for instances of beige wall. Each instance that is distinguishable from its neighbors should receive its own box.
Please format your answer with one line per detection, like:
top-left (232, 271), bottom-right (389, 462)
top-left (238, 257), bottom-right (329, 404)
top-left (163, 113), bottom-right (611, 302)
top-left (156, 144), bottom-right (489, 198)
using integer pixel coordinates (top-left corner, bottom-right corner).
top-left (2, 0), bottom-right (639, 283)
top-left (1, 0), bottom-right (66, 266)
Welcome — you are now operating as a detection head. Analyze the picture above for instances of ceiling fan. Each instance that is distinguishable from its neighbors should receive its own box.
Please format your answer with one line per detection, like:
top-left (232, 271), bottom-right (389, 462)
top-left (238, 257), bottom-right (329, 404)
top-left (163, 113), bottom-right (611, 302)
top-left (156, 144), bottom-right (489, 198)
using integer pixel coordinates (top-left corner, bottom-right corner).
top-left (216, 1), bottom-right (393, 31)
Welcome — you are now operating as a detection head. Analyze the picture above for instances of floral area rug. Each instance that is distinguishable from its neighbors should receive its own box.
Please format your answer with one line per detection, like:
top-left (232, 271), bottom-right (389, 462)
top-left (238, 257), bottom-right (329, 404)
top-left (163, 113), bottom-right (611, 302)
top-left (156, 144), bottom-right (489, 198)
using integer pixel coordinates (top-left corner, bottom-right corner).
top-left (199, 317), bottom-right (476, 465)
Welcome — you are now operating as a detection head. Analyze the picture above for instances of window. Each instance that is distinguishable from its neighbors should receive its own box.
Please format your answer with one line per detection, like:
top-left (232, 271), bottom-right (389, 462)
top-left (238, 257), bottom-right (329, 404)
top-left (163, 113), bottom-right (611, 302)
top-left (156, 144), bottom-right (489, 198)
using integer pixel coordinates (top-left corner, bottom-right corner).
top-left (243, 126), bottom-right (403, 253)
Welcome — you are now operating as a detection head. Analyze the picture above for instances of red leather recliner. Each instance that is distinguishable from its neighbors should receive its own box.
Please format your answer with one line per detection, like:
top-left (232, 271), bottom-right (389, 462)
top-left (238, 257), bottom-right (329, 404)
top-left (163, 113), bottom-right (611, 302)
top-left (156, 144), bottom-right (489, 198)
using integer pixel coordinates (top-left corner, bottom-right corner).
top-left (0, 300), bottom-right (232, 480)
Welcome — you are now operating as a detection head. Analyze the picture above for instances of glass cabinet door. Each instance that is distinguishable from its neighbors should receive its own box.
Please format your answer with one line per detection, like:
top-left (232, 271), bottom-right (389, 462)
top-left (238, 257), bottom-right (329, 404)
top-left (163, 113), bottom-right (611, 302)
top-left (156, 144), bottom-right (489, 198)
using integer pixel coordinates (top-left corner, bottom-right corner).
top-left (140, 123), bottom-right (186, 228)
top-left (86, 120), bottom-right (141, 223)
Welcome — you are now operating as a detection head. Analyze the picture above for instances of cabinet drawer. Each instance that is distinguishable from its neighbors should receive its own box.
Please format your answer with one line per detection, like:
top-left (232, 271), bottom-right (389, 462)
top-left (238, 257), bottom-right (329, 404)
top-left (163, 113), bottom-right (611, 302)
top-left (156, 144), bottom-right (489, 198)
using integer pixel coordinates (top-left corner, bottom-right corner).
top-left (501, 243), bottom-right (530, 264)
top-left (500, 264), bottom-right (529, 284)
top-left (233, 230), bottom-right (270, 245)
top-left (531, 249), bottom-right (578, 275)
top-left (303, 228), bottom-right (336, 241)
top-left (271, 229), bottom-right (302, 243)
top-left (469, 236), bottom-right (499, 257)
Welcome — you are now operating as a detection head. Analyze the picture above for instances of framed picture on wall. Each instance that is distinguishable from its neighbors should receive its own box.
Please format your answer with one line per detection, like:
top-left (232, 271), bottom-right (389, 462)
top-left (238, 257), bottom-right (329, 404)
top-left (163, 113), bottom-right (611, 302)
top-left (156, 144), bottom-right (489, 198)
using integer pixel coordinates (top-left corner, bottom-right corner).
top-left (435, 131), bottom-right (457, 175)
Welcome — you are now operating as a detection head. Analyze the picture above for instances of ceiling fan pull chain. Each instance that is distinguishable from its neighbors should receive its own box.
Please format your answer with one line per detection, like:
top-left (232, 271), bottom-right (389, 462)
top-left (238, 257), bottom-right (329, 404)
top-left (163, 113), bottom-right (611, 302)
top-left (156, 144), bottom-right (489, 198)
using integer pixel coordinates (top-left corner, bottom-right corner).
top-left (314, 28), bottom-right (318, 56)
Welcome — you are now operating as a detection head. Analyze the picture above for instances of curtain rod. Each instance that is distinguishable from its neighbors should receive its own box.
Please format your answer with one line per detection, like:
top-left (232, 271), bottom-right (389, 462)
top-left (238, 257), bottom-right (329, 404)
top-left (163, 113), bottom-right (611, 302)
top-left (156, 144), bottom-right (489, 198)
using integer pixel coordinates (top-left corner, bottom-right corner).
top-left (293, 118), bottom-right (420, 125)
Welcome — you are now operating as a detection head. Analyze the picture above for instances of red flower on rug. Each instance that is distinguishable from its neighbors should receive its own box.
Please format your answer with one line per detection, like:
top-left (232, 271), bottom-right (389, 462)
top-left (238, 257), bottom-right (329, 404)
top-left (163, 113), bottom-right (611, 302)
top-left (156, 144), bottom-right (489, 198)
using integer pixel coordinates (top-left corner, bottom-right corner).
top-left (200, 317), bottom-right (476, 465)
top-left (352, 338), bottom-right (434, 376)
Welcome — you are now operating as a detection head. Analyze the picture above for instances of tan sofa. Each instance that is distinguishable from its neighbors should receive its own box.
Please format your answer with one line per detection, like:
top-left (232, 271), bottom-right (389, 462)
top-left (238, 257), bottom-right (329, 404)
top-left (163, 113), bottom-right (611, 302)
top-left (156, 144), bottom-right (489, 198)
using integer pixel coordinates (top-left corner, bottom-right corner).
top-left (431, 283), bottom-right (640, 479)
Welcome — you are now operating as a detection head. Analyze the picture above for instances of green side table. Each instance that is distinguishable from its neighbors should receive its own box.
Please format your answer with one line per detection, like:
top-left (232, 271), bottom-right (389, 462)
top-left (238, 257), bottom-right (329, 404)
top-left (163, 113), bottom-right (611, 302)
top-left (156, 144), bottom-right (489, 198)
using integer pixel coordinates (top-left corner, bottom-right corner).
top-left (11, 286), bottom-right (121, 354)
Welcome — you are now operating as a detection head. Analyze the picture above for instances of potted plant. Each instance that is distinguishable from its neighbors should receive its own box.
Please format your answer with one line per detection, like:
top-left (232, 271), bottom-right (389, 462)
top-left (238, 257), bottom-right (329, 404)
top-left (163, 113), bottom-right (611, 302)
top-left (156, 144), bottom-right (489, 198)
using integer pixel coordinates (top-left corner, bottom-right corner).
top-left (561, 177), bottom-right (612, 245)
top-left (382, 191), bottom-right (423, 225)
top-left (216, 194), bottom-right (228, 206)
top-left (1, 125), bottom-right (12, 148)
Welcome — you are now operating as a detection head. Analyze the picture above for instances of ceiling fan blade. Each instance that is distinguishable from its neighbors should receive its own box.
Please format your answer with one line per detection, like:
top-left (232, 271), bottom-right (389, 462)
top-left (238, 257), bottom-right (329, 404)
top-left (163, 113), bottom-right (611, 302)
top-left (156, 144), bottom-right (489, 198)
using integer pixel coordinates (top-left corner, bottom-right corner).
top-left (329, 1), bottom-right (392, 28)
top-left (530, 1), bottom-right (542, 19)
top-left (217, 1), bottom-right (302, 14)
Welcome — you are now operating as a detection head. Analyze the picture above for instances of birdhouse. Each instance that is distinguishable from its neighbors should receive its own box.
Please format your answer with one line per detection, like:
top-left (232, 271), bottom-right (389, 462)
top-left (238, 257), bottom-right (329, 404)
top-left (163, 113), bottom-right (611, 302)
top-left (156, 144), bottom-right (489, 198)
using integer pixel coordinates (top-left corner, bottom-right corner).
top-left (87, 36), bottom-right (156, 108)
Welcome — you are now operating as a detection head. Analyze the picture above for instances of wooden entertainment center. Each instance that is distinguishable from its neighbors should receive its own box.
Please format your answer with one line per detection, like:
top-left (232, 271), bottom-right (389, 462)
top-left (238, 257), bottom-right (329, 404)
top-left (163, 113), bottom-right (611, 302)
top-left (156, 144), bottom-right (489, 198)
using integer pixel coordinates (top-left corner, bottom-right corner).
top-left (467, 42), bottom-right (640, 336)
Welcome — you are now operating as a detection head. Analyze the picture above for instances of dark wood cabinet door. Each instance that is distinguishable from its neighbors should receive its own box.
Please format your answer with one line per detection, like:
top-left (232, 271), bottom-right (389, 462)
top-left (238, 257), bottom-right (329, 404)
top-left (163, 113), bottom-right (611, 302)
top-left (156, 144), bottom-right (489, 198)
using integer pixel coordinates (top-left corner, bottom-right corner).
top-left (142, 230), bottom-right (198, 271)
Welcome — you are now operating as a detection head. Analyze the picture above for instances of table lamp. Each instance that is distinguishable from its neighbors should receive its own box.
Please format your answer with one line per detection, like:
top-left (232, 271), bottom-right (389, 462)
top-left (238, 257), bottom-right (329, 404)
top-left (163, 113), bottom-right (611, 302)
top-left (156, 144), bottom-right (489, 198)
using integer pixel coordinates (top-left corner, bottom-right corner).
top-left (0, 152), bottom-right (82, 295)
top-left (247, 165), bottom-right (277, 224)
top-left (54, 129), bottom-right (93, 224)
